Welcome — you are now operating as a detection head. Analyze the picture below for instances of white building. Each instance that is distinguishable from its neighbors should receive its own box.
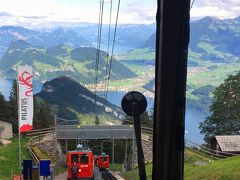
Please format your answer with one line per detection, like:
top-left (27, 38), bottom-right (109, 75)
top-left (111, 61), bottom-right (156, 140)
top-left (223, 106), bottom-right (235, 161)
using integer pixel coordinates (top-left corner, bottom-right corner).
top-left (0, 120), bottom-right (13, 139)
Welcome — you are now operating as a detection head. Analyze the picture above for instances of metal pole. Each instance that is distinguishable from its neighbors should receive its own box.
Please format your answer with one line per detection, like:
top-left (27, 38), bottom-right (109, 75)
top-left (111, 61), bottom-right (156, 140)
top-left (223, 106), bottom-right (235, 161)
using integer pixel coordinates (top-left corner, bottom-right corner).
top-left (112, 139), bottom-right (114, 170)
top-left (18, 127), bottom-right (21, 169)
top-left (133, 115), bottom-right (146, 180)
top-left (54, 114), bottom-right (58, 175)
top-left (17, 65), bottom-right (22, 171)
top-left (54, 115), bottom-right (57, 129)
top-left (132, 134), bottom-right (135, 180)
top-left (125, 140), bottom-right (128, 171)
top-left (65, 139), bottom-right (68, 154)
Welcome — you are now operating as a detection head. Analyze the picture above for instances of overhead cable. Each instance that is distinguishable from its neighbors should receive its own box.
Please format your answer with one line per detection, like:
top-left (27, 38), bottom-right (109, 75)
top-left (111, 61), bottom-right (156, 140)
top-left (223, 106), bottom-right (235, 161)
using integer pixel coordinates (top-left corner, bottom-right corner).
top-left (93, 0), bottom-right (105, 113)
top-left (104, 0), bottom-right (121, 104)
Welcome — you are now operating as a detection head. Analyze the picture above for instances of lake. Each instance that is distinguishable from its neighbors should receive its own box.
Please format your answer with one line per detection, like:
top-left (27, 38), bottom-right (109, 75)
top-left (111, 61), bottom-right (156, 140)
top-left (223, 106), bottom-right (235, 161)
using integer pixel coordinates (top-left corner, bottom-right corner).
top-left (0, 78), bottom-right (206, 143)
top-left (101, 91), bottom-right (206, 144)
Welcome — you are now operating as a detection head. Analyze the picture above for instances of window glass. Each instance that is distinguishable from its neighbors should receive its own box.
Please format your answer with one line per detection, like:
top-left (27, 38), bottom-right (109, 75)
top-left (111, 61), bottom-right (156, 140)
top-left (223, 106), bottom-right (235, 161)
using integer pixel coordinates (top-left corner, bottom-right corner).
top-left (71, 154), bottom-right (79, 164)
top-left (100, 157), bottom-right (108, 162)
top-left (80, 154), bottom-right (89, 164)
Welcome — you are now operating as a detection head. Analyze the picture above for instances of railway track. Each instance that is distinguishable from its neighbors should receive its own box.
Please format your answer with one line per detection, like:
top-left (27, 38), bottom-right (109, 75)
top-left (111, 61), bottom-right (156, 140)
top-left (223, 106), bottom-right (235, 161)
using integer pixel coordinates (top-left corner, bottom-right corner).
top-left (101, 169), bottom-right (118, 180)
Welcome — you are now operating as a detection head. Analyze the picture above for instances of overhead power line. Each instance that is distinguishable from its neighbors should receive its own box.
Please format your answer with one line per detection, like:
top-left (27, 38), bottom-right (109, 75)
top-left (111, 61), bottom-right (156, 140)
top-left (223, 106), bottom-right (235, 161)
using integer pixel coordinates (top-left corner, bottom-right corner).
top-left (104, 0), bottom-right (121, 104)
top-left (93, 0), bottom-right (105, 113)
top-left (190, 0), bottom-right (196, 9)
top-left (103, 0), bottom-right (113, 102)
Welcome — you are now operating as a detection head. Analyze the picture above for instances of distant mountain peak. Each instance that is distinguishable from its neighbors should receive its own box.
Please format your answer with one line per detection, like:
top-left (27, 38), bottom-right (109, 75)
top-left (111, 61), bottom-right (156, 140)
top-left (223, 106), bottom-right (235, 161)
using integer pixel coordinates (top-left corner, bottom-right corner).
top-left (196, 16), bottom-right (224, 25)
top-left (234, 16), bottom-right (240, 22)
top-left (37, 76), bottom-right (123, 120)
top-left (0, 25), bottom-right (31, 31)
top-left (203, 16), bottom-right (219, 21)
top-left (41, 76), bottom-right (86, 93)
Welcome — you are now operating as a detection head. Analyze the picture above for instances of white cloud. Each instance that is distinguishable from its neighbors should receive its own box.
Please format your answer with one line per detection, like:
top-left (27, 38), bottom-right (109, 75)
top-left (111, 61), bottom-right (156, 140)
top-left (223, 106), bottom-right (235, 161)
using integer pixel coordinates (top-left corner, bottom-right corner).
top-left (0, 0), bottom-right (157, 26)
top-left (191, 0), bottom-right (240, 19)
top-left (0, 0), bottom-right (94, 27)
top-left (0, 0), bottom-right (239, 27)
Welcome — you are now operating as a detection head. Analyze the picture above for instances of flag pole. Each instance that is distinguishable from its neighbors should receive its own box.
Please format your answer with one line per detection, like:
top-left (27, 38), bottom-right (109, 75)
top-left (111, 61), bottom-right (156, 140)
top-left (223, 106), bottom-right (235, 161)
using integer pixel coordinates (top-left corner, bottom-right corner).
top-left (17, 65), bottom-right (22, 171)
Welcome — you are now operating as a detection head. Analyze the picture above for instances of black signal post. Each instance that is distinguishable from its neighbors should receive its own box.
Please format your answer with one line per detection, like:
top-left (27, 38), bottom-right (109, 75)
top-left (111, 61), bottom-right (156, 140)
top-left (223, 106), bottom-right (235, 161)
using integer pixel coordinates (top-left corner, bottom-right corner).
top-left (121, 91), bottom-right (147, 180)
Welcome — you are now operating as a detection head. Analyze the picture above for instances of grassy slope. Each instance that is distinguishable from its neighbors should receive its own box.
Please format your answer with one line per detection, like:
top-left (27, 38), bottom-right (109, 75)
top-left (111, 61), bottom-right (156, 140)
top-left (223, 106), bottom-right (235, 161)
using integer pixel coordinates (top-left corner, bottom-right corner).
top-left (185, 156), bottom-right (240, 180)
top-left (122, 148), bottom-right (240, 180)
top-left (0, 137), bottom-right (66, 179)
top-left (0, 138), bottom-right (30, 179)
top-left (121, 48), bottom-right (154, 60)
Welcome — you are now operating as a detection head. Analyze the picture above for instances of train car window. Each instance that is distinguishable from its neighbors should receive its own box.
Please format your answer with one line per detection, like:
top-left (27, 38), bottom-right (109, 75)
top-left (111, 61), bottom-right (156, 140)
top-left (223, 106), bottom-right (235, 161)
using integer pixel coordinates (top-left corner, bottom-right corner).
top-left (100, 157), bottom-right (108, 162)
top-left (71, 154), bottom-right (79, 164)
top-left (80, 154), bottom-right (89, 164)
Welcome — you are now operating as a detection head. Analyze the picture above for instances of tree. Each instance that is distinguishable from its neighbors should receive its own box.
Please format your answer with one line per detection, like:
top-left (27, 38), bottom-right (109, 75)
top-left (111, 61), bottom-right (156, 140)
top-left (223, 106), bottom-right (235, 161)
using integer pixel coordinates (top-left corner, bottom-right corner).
top-left (8, 79), bottom-right (18, 133)
top-left (33, 97), bottom-right (41, 129)
top-left (122, 114), bottom-right (133, 125)
top-left (95, 116), bottom-right (100, 125)
top-left (199, 73), bottom-right (240, 144)
top-left (0, 92), bottom-right (10, 120)
top-left (34, 98), bottom-right (53, 129)
top-left (140, 111), bottom-right (153, 128)
top-left (122, 111), bottom-right (153, 128)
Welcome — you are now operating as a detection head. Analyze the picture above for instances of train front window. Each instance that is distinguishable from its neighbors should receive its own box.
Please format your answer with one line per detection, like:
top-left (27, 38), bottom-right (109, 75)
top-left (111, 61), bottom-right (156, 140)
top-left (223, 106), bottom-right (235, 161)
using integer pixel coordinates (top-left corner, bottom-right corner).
top-left (80, 154), bottom-right (89, 164)
top-left (100, 157), bottom-right (108, 162)
top-left (71, 154), bottom-right (79, 164)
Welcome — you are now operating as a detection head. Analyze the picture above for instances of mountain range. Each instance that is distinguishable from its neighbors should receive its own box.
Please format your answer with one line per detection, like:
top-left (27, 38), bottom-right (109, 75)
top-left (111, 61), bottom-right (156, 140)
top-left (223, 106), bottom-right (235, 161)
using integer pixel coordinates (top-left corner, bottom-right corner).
top-left (0, 24), bottom-right (156, 58)
top-left (121, 16), bottom-right (240, 113)
top-left (0, 26), bottom-right (89, 58)
top-left (1, 16), bottom-right (240, 113)
top-left (122, 16), bottom-right (240, 65)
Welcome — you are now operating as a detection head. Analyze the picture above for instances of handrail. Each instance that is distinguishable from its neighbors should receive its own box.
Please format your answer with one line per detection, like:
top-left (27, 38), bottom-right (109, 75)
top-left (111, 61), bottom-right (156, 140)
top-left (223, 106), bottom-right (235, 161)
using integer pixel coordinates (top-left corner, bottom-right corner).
top-left (185, 142), bottom-right (228, 159)
top-left (24, 127), bottom-right (55, 133)
top-left (185, 143), bottom-right (220, 160)
top-left (25, 130), bottom-right (55, 137)
top-left (185, 139), bottom-right (240, 156)
top-left (28, 136), bottom-right (40, 163)
top-left (139, 124), bottom-right (240, 158)
top-left (28, 131), bottom-right (55, 164)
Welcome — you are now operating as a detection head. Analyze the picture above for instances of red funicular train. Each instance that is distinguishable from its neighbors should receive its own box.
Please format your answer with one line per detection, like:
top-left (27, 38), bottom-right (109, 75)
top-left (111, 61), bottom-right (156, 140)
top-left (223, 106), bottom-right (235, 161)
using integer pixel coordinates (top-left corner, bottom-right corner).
top-left (97, 153), bottom-right (110, 170)
top-left (67, 149), bottom-right (95, 180)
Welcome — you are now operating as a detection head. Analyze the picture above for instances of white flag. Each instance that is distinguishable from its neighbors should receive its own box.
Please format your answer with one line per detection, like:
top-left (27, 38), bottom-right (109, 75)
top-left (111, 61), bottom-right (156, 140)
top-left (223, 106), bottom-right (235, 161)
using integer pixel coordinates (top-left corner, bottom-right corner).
top-left (17, 65), bottom-right (33, 132)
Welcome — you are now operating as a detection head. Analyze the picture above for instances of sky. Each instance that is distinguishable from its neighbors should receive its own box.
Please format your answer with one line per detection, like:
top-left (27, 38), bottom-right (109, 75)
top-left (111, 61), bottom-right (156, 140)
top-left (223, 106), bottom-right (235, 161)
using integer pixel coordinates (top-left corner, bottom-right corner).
top-left (0, 0), bottom-right (239, 28)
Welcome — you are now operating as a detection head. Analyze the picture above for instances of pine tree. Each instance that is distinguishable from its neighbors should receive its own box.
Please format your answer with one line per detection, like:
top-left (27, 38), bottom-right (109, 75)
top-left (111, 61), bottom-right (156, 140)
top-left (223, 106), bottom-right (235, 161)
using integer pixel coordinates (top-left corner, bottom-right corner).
top-left (95, 116), bottom-right (100, 125)
top-left (0, 92), bottom-right (10, 120)
top-left (38, 100), bottom-right (53, 129)
top-left (8, 79), bottom-right (18, 134)
top-left (33, 97), bottom-right (41, 129)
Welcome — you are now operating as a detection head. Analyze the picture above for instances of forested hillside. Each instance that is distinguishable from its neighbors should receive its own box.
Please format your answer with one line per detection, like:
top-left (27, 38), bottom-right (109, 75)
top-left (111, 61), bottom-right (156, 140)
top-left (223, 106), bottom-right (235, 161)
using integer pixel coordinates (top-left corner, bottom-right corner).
top-left (0, 41), bottom-right (137, 83)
